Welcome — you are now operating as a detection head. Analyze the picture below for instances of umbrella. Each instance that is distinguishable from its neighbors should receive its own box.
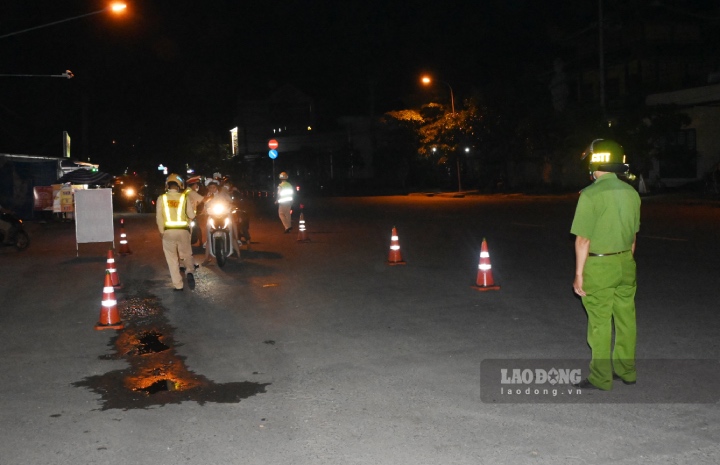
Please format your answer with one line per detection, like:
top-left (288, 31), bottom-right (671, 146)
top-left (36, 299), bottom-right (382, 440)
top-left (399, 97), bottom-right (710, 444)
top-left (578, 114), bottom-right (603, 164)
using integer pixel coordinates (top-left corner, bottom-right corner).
top-left (56, 169), bottom-right (113, 185)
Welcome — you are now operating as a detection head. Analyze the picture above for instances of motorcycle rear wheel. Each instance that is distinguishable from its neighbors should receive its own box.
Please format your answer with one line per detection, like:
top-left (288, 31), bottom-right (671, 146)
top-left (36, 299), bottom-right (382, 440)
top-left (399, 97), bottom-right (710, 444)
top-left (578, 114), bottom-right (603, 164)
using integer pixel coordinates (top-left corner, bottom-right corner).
top-left (14, 231), bottom-right (29, 251)
top-left (215, 237), bottom-right (227, 268)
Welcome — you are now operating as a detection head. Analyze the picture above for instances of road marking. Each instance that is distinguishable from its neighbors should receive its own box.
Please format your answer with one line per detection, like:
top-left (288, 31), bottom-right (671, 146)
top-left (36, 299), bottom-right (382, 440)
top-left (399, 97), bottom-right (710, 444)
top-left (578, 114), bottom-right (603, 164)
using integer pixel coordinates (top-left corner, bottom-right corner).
top-left (262, 283), bottom-right (279, 287)
top-left (639, 235), bottom-right (688, 242)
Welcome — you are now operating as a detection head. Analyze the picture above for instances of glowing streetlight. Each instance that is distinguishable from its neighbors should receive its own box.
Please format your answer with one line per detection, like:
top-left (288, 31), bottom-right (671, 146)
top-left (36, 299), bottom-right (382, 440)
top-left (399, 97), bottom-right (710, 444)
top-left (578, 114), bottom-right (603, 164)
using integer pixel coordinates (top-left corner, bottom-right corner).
top-left (0, 70), bottom-right (74, 79)
top-left (0, 3), bottom-right (127, 40)
top-left (423, 75), bottom-right (462, 191)
top-left (420, 75), bottom-right (455, 114)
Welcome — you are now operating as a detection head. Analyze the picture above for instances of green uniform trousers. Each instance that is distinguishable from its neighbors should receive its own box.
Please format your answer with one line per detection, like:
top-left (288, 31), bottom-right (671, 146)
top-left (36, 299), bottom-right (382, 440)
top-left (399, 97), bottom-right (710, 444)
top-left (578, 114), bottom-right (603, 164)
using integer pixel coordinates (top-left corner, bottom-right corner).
top-left (581, 251), bottom-right (637, 390)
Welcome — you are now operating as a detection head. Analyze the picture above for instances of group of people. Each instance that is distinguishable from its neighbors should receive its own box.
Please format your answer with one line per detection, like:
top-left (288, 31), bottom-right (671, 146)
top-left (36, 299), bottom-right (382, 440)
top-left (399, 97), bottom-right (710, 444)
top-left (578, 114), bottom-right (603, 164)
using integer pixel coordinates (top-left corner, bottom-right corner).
top-left (156, 146), bottom-right (640, 392)
top-left (156, 171), bottom-right (295, 291)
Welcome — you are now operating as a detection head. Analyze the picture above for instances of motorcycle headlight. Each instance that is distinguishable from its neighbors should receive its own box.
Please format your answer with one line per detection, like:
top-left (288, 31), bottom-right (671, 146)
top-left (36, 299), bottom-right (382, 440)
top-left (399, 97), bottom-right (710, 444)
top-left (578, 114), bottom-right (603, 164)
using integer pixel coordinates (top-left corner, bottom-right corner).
top-left (210, 203), bottom-right (228, 215)
top-left (123, 187), bottom-right (136, 198)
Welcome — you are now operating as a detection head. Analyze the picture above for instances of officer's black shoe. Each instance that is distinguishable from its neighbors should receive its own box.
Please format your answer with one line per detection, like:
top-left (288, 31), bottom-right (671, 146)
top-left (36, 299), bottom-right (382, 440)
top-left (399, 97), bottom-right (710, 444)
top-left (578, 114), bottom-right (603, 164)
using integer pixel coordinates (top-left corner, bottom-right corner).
top-left (284, 228), bottom-right (290, 233)
top-left (573, 378), bottom-right (602, 390)
top-left (174, 288), bottom-right (183, 292)
top-left (194, 264), bottom-right (200, 271)
top-left (180, 266), bottom-right (186, 272)
top-left (613, 374), bottom-right (636, 385)
top-left (187, 273), bottom-right (195, 290)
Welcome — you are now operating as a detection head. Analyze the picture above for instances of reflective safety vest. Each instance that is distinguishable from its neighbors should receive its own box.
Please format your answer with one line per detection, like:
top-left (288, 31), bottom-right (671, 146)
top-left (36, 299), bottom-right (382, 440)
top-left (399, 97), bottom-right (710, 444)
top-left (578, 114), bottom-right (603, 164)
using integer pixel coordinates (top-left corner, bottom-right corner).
top-left (162, 191), bottom-right (190, 229)
top-left (278, 181), bottom-right (294, 204)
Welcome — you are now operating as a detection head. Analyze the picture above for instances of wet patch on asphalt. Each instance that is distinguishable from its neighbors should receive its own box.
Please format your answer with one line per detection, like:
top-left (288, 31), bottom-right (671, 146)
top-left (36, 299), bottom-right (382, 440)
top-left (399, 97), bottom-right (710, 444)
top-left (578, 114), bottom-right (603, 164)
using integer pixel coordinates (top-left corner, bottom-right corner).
top-left (73, 294), bottom-right (269, 410)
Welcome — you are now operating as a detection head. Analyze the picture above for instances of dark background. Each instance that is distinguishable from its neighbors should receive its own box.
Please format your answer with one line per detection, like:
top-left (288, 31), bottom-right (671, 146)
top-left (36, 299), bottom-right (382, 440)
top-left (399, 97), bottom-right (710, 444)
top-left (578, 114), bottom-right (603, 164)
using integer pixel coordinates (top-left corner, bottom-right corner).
top-left (1, 1), bottom-right (718, 174)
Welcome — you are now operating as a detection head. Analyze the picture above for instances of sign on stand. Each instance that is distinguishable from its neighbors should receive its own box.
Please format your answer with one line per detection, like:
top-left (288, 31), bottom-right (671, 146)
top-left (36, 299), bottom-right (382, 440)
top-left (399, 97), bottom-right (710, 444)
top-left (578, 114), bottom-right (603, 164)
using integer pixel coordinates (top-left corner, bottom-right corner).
top-left (74, 189), bottom-right (114, 256)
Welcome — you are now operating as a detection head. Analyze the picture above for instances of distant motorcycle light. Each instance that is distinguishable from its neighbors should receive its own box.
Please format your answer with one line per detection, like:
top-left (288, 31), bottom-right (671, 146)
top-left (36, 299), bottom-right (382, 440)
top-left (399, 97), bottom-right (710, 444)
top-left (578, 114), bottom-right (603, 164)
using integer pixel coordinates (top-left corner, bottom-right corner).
top-left (123, 187), bottom-right (136, 198)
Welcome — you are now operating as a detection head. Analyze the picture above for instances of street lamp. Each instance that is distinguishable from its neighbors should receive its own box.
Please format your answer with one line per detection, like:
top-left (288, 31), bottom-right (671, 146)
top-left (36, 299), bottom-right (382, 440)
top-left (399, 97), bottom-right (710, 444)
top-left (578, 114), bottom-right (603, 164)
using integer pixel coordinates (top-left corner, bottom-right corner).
top-left (0, 3), bottom-right (127, 40)
top-left (421, 75), bottom-right (455, 114)
top-left (0, 70), bottom-right (74, 79)
top-left (423, 75), bottom-right (462, 191)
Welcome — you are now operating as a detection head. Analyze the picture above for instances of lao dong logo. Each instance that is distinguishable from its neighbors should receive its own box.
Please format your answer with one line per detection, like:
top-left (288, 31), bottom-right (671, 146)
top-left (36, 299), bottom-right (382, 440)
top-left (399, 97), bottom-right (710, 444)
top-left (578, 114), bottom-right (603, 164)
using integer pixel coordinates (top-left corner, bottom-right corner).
top-left (500, 368), bottom-right (581, 385)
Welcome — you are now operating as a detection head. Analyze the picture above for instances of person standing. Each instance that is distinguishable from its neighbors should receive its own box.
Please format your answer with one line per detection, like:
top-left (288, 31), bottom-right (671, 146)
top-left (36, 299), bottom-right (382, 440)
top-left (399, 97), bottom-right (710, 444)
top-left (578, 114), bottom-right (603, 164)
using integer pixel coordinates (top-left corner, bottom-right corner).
top-left (571, 139), bottom-right (641, 391)
top-left (185, 175), bottom-right (205, 248)
top-left (186, 176), bottom-right (205, 213)
top-left (276, 172), bottom-right (294, 233)
top-left (156, 174), bottom-right (196, 291)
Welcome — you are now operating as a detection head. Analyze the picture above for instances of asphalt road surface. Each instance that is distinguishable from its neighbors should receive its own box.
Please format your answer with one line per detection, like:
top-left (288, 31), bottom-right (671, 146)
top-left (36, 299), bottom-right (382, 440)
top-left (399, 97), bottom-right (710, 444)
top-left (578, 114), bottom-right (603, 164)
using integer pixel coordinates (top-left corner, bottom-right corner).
top-left (1, 192), bottom-right (718, 465)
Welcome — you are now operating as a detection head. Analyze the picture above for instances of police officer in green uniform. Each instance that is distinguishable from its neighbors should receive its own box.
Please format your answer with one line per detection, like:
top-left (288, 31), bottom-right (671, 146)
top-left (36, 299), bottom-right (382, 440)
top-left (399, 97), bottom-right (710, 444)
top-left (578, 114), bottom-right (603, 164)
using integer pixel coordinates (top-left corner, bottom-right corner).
top-left (571, 139), bottom-right (641, 390)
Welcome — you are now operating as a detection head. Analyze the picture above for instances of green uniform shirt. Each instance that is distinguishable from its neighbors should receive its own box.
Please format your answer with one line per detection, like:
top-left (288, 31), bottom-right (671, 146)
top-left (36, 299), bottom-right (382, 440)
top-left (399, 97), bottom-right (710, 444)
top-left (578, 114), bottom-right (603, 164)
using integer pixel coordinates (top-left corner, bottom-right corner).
top-left (570, 173), bottom-right (641, 254)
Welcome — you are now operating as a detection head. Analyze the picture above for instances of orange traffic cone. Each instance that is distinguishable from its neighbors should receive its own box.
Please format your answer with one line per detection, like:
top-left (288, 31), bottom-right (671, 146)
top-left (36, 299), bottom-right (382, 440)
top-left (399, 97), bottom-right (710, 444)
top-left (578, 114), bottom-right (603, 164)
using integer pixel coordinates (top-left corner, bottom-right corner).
top-left (387, 227), bottom-right (406, 265)
top-left (473, 238), bottom-right (500, 291)
top-left (118, 218), bottom-right (132, 255)
top-left (105, 249), bottom-right (122, 289)
top-left (297, 212), bottom-right (310, 242)
top-left (95, 271), bottom-right (124, 330)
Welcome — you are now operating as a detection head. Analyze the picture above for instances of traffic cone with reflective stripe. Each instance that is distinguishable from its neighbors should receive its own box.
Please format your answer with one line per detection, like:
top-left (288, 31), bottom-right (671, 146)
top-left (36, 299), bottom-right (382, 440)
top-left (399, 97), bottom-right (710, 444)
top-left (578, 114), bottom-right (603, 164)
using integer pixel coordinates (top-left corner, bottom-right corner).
top-left (95, 271), bottom-right (124, 330)
top-left (387, 227), bottom-right (406, 265)
top-left (297, 212), bottom-right (310, 242)
top-left (118, 218), bottom-right (132, 255)
top-left (105, 249), bottom-right (122, 289)
top-left (472, 238), bottom-right (500, 291)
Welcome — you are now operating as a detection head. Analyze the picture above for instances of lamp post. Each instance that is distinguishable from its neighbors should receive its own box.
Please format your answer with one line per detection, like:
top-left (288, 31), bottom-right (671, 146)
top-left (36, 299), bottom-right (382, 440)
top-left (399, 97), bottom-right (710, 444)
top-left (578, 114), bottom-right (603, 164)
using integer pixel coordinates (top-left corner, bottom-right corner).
top-left (0, 3), bottom-right (127, 40)
top-left (0, 70), bottom-right (74, 79)
top-left (421, 75), bottom-right (455, 114)
top-left (422, 75), bottom-right (462, 191)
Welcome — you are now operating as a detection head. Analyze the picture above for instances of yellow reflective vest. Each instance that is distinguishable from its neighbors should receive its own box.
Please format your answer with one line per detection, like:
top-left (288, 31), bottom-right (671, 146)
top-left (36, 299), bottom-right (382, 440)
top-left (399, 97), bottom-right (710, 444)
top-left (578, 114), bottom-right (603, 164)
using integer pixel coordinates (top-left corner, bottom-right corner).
top-left (156, 190), bottom-right (193, 233)
top-left (277, 181), bottom-right (294, 204)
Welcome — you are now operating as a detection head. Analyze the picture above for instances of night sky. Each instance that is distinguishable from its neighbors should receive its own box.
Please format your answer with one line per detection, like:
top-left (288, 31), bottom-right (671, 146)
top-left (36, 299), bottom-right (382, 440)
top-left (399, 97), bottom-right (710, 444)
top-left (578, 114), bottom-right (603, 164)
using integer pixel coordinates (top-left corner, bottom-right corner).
top-left (0, 1), bottom-right (716, 172)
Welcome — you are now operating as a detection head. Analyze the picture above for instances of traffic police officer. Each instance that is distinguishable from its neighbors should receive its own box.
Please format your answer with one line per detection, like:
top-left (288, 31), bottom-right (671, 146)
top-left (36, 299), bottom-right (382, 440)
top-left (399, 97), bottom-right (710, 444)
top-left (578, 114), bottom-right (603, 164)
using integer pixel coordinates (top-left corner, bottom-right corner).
top-left (156, 173), bottom-right (196, 291)
top-left (571, 139), bottom-right (641, 390)
top-left (276, 172), bottom-right (294, 233)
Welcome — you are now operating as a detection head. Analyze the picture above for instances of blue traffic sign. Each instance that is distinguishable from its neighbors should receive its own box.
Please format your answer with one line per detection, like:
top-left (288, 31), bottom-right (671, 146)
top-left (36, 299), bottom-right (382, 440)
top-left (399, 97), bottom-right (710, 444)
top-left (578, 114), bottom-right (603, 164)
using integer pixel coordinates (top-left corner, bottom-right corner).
top-left (268, 149), bottom-right (278, 159)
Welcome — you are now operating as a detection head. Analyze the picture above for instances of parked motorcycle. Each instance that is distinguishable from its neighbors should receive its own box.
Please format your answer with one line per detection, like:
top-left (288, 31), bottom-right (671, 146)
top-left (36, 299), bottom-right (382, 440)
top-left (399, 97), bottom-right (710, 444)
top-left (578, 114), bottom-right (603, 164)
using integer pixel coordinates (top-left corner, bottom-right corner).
top-left (0, 212), bottom-right (30, 251)
top-left (206, 200), bottom-right (234, 268)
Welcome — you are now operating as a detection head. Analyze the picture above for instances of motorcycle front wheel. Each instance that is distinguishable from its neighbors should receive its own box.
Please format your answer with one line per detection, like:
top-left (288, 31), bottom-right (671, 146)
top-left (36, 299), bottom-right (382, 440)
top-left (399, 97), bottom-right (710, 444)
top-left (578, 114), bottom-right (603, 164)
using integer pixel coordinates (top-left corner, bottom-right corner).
top-left (215, 236), bottom-right (227, 268)
top-left (14, 231), bottom-right (29, 251)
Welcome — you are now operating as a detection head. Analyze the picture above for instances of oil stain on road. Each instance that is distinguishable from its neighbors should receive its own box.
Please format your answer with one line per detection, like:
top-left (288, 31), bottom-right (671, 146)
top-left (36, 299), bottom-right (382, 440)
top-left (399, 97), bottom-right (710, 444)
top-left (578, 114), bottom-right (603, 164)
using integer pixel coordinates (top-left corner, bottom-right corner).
top-left (73, 294), bottom-right (269, 410)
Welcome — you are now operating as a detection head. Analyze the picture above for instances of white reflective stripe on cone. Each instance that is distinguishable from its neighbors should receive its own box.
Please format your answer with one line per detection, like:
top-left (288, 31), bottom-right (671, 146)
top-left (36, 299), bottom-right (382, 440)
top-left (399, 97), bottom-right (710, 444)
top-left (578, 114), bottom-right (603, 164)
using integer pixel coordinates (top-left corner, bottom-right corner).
top-left (107, 258), bottom-right (115, 263)
top-left (102, 299), bottom-right (117, 307)
top-left (391, 245), bottom-right (400, 250)
top-left (479, 264), bottom-right (492, 271)
top-left (103, 286), bottom-right (115, 293)
top-left (391, 235), bottom-right (398, 240)
top-left (480, 251), bottom-right (490, 258)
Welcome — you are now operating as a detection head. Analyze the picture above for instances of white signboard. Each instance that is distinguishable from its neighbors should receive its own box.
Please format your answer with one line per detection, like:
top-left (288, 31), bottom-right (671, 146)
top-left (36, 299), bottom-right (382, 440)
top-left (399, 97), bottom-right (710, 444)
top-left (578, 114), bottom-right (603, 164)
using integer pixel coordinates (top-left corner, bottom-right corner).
top-left (74, 189), bottom-right (114, 253)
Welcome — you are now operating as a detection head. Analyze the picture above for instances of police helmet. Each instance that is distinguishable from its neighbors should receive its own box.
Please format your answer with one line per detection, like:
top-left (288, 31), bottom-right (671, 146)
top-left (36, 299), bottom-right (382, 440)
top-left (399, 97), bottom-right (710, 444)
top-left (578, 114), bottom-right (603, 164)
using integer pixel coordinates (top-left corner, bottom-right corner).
top-left (186, 175), bottom-right (202, 186)
top-left (279, 172), bottom-right (289, 180)
top-left (166, 173), bottom-right (184, 189)
top-left (581, 139), bottom-right (629, 175)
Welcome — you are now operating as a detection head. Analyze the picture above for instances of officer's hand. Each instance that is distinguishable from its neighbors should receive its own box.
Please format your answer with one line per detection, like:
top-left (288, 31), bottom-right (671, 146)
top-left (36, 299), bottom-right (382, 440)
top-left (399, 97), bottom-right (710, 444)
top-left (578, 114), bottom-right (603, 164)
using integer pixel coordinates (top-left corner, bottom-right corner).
top-left (573, 275), bottom-right (586, 297)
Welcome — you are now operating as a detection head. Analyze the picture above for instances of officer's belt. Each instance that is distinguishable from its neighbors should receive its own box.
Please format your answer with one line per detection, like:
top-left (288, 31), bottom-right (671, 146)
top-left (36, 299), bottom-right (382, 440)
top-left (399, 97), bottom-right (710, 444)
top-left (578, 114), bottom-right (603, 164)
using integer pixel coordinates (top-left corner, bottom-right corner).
top-left (589, 250), bottom-right (630, 257)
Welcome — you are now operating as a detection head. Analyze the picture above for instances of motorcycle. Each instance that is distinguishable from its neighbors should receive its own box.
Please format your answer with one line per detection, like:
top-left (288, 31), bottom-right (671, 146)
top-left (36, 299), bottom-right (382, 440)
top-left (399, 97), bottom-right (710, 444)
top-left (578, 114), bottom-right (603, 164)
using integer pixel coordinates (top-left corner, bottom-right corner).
top-left (0, 212), bottom-right (30, 251)
top-left (206, 200), bottom-right (235, 268)
top-left (229, 192), bottom-right (251, 249)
